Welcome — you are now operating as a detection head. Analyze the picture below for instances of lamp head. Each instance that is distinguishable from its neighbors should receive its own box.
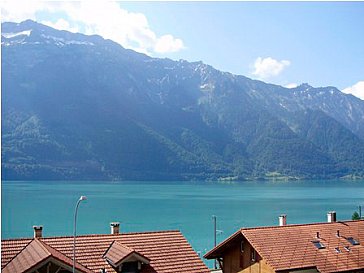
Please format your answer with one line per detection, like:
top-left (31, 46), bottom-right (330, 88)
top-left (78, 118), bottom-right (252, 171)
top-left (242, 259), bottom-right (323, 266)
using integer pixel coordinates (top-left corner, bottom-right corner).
top-left (79, 196), bottom-right (87, 201)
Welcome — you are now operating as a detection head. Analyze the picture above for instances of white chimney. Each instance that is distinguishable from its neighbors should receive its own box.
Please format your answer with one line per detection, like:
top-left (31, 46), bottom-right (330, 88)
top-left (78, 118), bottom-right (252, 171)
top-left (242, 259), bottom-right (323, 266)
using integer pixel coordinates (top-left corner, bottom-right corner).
top-left (33, 225), bottom-right (43, 238)
top-left (110, 222), bottom-right (120, 234)
top-left (327, 211), bottom-right (336, 223)
top-left (279, 214), bottom-right (287, 226)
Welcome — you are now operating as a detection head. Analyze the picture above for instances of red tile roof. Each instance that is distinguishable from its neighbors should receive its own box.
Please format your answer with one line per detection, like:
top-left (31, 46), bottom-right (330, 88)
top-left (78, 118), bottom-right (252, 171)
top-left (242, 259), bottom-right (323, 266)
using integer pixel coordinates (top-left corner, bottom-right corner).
top-left (205, 220), bottom-right (364, 273)
top-left (2, 239), bottom-right (93, 273)
top-left (104, 241), bottom-right (150, 266)
top-left (2, 230), bottom-right (209, 273)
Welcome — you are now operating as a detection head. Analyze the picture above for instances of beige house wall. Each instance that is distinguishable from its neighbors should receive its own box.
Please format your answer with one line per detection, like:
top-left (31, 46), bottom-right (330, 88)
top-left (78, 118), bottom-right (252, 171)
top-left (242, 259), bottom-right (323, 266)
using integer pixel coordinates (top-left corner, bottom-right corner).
top-left (238, 258), bottom-right (274, 273)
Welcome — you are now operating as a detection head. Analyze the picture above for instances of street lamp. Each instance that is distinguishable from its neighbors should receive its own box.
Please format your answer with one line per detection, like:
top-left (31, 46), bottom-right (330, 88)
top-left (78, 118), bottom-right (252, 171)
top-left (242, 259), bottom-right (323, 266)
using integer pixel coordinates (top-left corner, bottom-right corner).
top-left (73, 196), bottom-right (87, 273)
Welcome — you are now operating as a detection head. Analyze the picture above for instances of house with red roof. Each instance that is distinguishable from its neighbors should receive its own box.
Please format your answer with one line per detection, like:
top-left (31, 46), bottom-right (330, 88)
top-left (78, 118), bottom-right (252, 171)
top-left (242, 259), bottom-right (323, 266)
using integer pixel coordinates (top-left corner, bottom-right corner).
top-left (204, 214), bottom-right (364, 273)
top-left (1, 223), bottom-right (210, 273)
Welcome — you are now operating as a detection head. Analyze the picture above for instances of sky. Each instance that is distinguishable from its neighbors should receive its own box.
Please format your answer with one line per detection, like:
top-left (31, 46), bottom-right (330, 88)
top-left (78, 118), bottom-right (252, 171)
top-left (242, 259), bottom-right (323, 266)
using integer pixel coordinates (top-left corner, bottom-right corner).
top-left (1, 1), bottom-right (364, 99)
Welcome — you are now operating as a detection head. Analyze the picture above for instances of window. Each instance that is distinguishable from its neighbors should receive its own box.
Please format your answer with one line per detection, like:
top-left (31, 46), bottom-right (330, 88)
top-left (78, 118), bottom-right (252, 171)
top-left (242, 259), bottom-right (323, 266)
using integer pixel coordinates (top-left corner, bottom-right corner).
top-left (240, 241), bottom-right (244, 253)
top-left (251, 248), bottom-right (256, 262)
top-left (121, 262), bottom-right (139, 273)
top-left (347, 237), bottom-right (360, 245)
top-left (239, 240), bottom-right (245, 268)
top-left (312, 241), bottom-right (326, 249)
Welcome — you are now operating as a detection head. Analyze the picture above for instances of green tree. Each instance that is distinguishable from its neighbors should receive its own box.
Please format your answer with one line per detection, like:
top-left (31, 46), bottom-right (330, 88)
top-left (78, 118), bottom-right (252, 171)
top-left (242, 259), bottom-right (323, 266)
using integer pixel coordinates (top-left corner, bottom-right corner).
top-left (352, 211), bottom-right (360, 220)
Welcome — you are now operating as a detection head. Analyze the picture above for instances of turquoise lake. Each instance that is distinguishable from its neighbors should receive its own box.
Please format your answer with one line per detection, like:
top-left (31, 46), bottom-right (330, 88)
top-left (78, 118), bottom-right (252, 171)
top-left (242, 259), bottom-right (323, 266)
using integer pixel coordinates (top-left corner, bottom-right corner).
top-left (2, 180), bottom-right (364, 263)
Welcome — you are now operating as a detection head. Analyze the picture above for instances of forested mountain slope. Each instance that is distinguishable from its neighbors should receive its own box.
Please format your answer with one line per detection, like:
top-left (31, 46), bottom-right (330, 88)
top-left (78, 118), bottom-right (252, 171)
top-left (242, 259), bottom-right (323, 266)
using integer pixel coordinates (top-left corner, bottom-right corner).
top-left (2, 20), bottom-right (364, 181)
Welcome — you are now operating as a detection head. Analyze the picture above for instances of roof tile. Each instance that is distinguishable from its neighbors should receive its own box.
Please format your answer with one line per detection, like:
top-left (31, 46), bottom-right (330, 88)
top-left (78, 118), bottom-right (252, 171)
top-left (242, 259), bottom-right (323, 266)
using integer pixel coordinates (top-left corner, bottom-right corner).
top-left (2, 230), bottom-right (209, 273)
top-left (205, 220), bottom-right (364, 273)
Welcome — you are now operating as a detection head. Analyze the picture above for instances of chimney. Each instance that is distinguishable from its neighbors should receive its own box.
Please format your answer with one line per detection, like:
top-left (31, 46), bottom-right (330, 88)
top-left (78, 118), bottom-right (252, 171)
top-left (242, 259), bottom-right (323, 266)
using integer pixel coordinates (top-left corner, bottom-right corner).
top-left (279, 214), bottom-right (287, 226)
top-left (316, 232), bottom-right (320, 239)
top-left (327, 211), bottom-right (337, 223)
top-left (33, 225), bottom-right (43, 238)
top-left (110, 222), bottom-right (120, 235)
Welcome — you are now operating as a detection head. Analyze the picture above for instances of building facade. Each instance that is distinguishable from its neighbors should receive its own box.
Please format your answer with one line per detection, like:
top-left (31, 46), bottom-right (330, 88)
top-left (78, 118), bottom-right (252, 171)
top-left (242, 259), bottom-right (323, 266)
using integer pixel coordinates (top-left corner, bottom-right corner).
top-left (205, 219), bottom-right (364, 273)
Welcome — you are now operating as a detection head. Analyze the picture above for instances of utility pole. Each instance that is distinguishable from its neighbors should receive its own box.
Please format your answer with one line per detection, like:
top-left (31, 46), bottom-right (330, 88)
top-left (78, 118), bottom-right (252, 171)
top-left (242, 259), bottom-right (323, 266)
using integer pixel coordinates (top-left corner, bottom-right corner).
top-left (212, 215), bottom-right (217, 269)
top-left (359, 205), bottom-right (362, 219)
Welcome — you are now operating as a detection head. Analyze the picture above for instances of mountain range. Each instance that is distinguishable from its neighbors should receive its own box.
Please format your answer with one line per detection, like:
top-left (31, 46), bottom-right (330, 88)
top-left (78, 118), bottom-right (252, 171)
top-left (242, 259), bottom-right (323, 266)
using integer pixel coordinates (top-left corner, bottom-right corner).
top-left (2, 20), bottom-right (364, 181)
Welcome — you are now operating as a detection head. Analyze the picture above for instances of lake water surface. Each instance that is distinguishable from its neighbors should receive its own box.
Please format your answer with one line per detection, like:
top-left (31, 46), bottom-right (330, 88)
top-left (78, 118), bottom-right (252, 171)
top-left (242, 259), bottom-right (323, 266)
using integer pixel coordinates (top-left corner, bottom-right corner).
top-left (2, 180), bottom-right (364, 262)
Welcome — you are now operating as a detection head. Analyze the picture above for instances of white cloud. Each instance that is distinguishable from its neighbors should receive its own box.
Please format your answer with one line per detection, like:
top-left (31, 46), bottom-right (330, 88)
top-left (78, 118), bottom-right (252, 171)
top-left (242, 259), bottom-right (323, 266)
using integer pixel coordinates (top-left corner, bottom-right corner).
top-left (1, 1), bottom-right (185, 55)
top-left (342, 81), bottom-right (364, 100)
top-left (1, 1), bottom-right (44, 22)
top-left (252, 57), bottom-right (290, 79)
top-left (154, 35), bottom-right (185, 53)
top-left (285, 83), bottom-right (298, 89)
top-left (42, 19), bottom-right (80, 33)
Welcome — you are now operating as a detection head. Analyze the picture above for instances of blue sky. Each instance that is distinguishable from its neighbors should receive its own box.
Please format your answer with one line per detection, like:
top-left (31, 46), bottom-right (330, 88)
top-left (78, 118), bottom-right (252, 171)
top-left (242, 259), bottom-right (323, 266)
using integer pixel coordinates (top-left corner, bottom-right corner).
top-left (2, 1), bottom-right (364, 99)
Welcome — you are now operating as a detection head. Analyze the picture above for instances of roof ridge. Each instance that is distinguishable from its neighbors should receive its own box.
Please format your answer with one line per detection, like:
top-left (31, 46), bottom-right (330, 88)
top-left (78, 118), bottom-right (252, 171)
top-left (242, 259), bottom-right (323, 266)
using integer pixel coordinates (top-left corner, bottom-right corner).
top-left (240, 219), bottom-right (362, 231)
top-left (8, 229), bottom-right (183, 241)
top-left (2, 237), bottom-right (32, 242)
top-left (120, 229), bottom-right (182, 235)
top-left (33, 238), bottom-right (52, 255)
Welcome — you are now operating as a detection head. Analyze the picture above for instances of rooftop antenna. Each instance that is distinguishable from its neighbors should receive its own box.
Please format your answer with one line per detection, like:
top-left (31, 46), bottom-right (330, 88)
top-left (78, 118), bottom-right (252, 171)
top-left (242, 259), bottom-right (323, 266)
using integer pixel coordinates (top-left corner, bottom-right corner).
top-left (359, 205), bottom-right (362, 219)
top-left (212, 215), bottom-right (217, 269)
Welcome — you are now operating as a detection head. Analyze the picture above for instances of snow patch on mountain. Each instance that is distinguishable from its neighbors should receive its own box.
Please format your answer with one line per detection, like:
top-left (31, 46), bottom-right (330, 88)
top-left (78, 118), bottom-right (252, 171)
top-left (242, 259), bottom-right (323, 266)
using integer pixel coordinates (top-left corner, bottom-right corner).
top-left (40, 34), bottom-right (95, 46)
top-left (2, 30), bottom-right (32, 38)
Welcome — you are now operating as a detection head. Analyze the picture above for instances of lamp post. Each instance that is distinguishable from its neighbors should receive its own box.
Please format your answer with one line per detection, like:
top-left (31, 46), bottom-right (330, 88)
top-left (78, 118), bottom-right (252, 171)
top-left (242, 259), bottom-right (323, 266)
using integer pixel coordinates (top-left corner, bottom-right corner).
top-left (73, 196), bottom-right (87, 273)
